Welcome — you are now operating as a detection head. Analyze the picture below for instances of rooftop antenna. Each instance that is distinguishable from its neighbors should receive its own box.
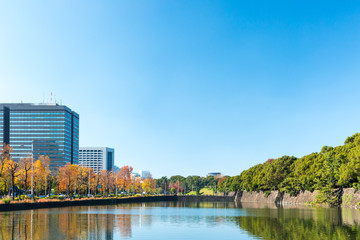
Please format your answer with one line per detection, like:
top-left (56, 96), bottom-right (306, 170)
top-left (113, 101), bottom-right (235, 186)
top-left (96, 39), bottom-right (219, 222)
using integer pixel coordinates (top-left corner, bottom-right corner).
top-left (50, 92), bottom-right (53, 103)
top-left (42, 93), bottom-right (45, 104)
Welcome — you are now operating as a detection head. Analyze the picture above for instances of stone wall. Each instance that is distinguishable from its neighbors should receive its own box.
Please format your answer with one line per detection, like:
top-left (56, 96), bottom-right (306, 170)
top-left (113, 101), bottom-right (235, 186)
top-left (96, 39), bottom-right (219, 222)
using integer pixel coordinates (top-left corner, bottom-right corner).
top-left (236, 190), bottom-right (281, 204)
top-left (0, 195), bottom-right (235, 212)
top-left (0, 196), bottom-right (177, 212)
top-left (341, 188), bottom-right (360, 208)
top-left (281, 190), bottom-right (318, 205)
top-left (235, 188), bottom-right (360, 208)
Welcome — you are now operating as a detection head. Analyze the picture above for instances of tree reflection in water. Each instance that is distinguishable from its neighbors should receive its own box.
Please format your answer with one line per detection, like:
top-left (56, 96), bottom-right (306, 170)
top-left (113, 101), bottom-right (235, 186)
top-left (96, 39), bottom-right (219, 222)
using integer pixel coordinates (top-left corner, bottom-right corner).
top-left (0, 205), bottom-right (135, 240)
top-left (1, 202), bottom-right (360, 239)
top-left (0, 202), bottom-right (234, 240)
top-left (232, 202), bottom-right (360, 240)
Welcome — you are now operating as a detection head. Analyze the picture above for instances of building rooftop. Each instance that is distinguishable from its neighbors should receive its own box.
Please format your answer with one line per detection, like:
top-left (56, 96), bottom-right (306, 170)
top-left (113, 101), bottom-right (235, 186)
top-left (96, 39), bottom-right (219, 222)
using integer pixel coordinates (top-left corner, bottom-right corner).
top-left (0, 103), bottom-right (78, 116)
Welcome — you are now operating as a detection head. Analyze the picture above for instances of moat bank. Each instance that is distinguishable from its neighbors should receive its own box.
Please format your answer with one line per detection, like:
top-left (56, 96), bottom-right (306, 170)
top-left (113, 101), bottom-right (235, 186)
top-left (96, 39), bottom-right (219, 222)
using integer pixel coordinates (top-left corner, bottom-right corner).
top-left (0, 195), bottom-right (235, 212)
top-left (6, 189), bottom-right (360, 212)
top-left (235, 188), bottom-right (360, 208)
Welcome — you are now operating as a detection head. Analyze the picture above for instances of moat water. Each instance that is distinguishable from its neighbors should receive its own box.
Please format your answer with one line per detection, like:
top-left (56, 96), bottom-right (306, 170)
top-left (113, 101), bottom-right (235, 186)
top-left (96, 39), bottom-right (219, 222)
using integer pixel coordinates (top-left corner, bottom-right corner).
top-left (1, 201), bottom-right (360, 239)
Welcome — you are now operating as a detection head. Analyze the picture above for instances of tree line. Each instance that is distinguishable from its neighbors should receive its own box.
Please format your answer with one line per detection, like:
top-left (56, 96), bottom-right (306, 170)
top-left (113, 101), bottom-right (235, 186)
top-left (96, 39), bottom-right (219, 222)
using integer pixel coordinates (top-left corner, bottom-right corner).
top-left (155, 174), bottom-right (229, 195)
top-left (0, 143), bottom-right (233, 199)
top-left (221, 133), bottom-right (360, 201)
top-left (0, 144), bottom-right (154, 199)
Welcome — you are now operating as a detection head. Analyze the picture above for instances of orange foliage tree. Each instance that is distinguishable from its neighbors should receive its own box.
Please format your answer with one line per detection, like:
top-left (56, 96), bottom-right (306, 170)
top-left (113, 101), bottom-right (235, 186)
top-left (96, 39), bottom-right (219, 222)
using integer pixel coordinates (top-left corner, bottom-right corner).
top-left (57, 163), bottom-right (76, 196)
top-left (117, 166), bottom-right (133, 193)
top-left (0, 144), bottom-right (12, 194)
top-left (5, 159), bottom-right (19, 199)
top-left (18, 158), bottom-right (32, 194)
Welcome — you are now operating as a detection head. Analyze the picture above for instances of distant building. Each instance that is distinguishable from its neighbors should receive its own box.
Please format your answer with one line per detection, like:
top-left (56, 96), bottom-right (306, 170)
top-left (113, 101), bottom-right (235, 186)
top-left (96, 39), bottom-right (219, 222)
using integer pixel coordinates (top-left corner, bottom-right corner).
top-left (207, 172), bottom-right (222, 178)
top-left (0, 103), bottom-right (79, 171)
top-left (113, 165), bottom-right (120, 174)
top-left (79, 147), bottom-right (114, 174)
top-left (139, 170), bottom-right (151, 179)
top-left (131, 172), bottom-right (140, 179)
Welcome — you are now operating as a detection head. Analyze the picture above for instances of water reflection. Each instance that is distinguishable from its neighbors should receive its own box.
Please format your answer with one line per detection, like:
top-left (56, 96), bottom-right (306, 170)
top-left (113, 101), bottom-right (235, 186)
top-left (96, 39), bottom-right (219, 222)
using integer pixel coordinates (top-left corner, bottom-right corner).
top-left (1, 202), bottom-right (360, 239)
top-left (0, 202), bottom-right (235, 240)
top-left (232, 202), bottom-right (360, 240)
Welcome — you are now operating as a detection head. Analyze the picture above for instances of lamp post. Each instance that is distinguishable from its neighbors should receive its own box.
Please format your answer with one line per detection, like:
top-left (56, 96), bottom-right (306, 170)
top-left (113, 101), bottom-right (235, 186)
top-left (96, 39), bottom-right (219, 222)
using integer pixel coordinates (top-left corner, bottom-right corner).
top-left (31, 141), bottom-right (34, 200)
top-left (115, 172), bottom-right (118, 196)
top-left (88, 168), bottom-right (91, 196)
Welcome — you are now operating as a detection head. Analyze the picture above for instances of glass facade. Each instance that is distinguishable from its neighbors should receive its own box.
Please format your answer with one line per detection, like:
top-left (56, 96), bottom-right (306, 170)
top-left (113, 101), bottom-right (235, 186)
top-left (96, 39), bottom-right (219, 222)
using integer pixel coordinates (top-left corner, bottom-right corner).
top-left (0, 104), bottom-right (79, 171)
top-left (106, 151), bottom-right (113, 171)
top-left (0, 111), bottom-right (3, 144)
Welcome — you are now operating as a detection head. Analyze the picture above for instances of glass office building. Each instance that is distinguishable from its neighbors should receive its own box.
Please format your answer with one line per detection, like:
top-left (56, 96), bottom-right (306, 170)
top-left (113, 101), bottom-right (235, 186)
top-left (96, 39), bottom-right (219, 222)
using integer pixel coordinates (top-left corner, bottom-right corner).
top-left (0, 103), bottom-right (79, 171)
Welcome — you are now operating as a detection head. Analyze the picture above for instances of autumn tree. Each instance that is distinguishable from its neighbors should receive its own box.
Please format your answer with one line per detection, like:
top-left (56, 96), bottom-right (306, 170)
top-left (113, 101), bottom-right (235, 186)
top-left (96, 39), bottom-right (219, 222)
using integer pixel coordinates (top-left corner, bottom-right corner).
top-left (38, 155), bottom-right (51, 196)
top-left (100, 170), bottom-right (113, 195)
top-left (58, 163), bottom-right (75, 196)
top-left (18, 158), bottom-right (32, 194)
top-left (142, 178), bottom-right (156, 194)
top-left (70, 165), bottom-right (91, 195)
top-left (134, 177), bottom-right (142, 194)
top-left (0, 144), bottom-right (11, 195)
top-left (5, 159), bottom-right (19, 199)
top-left (117, 166), bottom-right (133, 193)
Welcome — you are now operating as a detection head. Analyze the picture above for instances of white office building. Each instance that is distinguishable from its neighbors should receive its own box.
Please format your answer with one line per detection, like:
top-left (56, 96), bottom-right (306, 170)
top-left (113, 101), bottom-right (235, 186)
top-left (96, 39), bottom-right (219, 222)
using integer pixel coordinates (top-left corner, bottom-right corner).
top-left (79, 147), bottom-right (114, 174)
top-left (139, 170), bottom-right (151, 179)
top-left (131, 172), bottom-right (140, 179)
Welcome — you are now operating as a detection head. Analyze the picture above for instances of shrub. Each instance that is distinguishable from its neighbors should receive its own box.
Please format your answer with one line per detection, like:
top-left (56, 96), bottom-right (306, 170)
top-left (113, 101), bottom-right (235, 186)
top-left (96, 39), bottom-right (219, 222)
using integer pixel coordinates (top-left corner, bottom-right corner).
top-left (49, 195), bottom-right (65, 200)
top-left (21, 195), bottom-right (29, 200)
top-left (353, 183), bottom-right (360, 191)
top-left (264, 190), bottom-right (271, 198)
top-left (312, 186), bottom-right (338, 206)
top-left (2, 197), bottom-right (11, 204)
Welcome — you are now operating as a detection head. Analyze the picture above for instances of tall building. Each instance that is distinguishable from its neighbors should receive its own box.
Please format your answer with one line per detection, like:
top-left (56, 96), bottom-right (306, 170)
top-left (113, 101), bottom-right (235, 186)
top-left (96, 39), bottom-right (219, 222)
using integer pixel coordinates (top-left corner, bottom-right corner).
top-left (131, 172), bottom-right (140, 179)
top-left (139, 170), bottom-right (151, 179)
top-left (0, 103), bottom-right (79, 171)
top-left (113, 165), bottom-right (120, 174)
top-left (79, 147), bottom-right (114, 174)
top-left (207, 172), bottom-right (222, 178)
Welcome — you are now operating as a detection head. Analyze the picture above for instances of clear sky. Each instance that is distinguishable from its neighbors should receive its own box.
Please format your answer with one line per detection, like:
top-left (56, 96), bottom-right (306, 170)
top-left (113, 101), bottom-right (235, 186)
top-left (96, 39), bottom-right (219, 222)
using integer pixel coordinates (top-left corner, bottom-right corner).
top-left (1, 1), bottom-right (360, 178)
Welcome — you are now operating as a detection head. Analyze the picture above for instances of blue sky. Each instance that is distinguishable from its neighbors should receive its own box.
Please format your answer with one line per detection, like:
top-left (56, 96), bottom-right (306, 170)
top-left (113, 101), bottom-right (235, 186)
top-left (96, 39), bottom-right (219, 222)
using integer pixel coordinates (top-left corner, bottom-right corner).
top-left (1, 1), bottom-right (360, 178)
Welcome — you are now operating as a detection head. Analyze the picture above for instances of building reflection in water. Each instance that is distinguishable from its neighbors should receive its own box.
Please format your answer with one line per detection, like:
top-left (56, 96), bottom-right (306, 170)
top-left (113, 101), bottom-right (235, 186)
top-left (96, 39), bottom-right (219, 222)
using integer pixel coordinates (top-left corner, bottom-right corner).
top-left (3, 201), bottom-right (360, 239)
top-left (0, 205), bottom-right (133, 240)
top-left (0, 201), bottom-right (235, 240)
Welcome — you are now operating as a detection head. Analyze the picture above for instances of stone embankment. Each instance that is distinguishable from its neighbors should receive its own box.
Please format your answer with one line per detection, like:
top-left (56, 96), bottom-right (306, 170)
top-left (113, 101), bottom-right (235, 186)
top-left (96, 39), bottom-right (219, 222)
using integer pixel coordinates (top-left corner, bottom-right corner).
top-left (0, 195), bottom-right (235, 212)
top-left (235, 188), bottom-right (360, 208)
top-left (0, 196), bottom-right (176, 212)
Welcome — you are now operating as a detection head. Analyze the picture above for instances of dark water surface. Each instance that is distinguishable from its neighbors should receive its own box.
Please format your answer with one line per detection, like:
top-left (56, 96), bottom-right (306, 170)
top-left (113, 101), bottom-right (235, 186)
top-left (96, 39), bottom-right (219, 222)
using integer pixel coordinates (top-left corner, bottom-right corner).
top-left (1, 201), bottom-right (360, 240)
